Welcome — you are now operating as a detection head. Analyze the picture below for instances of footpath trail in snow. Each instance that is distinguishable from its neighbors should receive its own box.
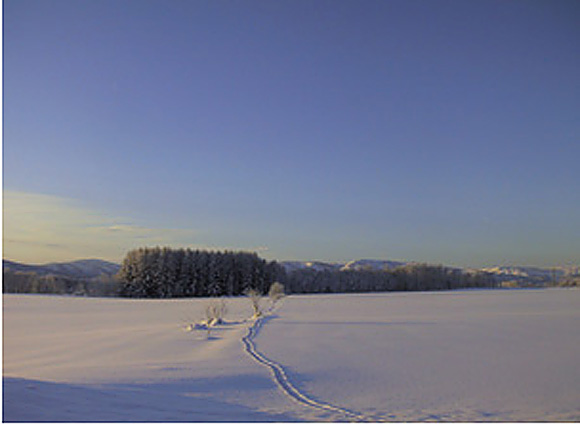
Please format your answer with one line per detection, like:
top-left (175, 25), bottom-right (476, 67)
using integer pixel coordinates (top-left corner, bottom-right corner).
top-left (241, 307), bottom-right (388, 422)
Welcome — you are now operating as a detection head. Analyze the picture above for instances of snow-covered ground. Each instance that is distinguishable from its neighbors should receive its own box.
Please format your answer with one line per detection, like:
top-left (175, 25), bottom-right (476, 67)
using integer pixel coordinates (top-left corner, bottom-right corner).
top-left (3, 289), bottom-right (579, 422)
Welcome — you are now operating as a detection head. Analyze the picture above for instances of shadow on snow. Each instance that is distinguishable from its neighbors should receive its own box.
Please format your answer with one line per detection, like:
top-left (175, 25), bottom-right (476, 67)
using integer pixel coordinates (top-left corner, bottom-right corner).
top-left (3, 376), bottom-right (299, 422)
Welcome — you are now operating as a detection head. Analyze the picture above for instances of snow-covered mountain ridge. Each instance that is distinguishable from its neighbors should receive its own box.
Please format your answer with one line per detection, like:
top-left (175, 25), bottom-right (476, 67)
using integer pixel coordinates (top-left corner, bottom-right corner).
top-left (3, 259), bottom-right (121, 279)
top-left (280, 259), bottom-right (410, 273)
top-left (281, 259), bottom-right (579, 285)
top-left (280, 261), bottom-right (343, 273)
top-left (479, 266), bottom-right (579, 284)
top-left (340, 259), bottom-right (408, 271)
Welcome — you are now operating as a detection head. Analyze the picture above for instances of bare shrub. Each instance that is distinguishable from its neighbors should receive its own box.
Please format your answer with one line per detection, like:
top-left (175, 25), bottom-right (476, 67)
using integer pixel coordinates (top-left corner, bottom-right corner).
top-left (244, 288), bottom-right (262, 318)
top-left (268, 282), bottom-right (285, 307)
top-left (205, 298), bottom-right (227, 326)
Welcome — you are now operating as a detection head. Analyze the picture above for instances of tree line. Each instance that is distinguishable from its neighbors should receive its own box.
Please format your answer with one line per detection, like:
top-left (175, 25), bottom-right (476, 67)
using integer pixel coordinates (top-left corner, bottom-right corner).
top-left (285, 264), bottom-right (498, 294)
top-left (2, 269), bottom-right (119, 296)
top-left (5, 247), bottom-right (505, 298)
top-left (117, 248), bottom-right (499, 297)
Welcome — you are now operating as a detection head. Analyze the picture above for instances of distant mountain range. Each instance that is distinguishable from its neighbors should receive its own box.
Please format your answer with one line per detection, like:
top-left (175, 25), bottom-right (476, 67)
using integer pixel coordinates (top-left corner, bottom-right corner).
top-left (3, 258), bottom-right (578, 286)
top-left (280, 259), bottom-right (579, 286)
top-left (280, 259), bottom-right (408, 273)
top-left (479, 265), bottom-right (579, 285)
top-left (3, 259), bottom-right (121, 279)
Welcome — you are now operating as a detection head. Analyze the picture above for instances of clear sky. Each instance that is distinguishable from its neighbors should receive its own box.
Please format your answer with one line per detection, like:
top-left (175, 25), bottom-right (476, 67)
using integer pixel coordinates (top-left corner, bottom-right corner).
top-left (3, 0), bottom-right (579, 267)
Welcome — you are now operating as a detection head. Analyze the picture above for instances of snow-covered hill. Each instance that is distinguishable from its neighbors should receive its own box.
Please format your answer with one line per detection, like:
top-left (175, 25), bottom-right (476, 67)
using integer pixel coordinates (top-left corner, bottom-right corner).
top-left (280, 259), bottom-right (408, 273)
top-left (340, 259), bottom-right (408, 271)
top-left (280, 261), bottom-right (343, 273)
top-left (3, 259), bottom-right (120, 279)
top-left (282, 258), bottom-right (579, 286)
top-left (480, 266), bottom-right (578, 285)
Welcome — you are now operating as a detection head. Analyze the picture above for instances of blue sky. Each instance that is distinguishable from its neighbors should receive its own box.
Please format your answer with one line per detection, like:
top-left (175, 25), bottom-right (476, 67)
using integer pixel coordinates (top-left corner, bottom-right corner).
top-left (3, 0), bottom-right (579, 267)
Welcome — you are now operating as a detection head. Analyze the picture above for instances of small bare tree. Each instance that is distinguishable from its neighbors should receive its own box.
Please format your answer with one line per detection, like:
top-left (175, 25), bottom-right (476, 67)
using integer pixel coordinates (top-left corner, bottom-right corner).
top-left (205, 298), bottom-right (227, 326)
top-left (268, 282), bottom-right (285, 308)
top-left (184, 298), bottom-right (228, 339)
top-left (244, 288), bottom-right (262, 318)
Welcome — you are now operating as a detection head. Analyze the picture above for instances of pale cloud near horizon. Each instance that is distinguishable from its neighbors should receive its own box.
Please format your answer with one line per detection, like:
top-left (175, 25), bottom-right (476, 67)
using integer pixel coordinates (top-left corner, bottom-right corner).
top-left (3, 191), bottom-right (199, 264)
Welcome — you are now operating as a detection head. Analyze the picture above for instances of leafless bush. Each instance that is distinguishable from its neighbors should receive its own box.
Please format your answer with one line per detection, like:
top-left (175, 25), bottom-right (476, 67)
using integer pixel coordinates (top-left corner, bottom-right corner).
top-left (205, 298), bottom-right (227, 326)
top-left (268, 282), bottom-right (285, 306)
top-left (244, 288), bottom-right (262, 318)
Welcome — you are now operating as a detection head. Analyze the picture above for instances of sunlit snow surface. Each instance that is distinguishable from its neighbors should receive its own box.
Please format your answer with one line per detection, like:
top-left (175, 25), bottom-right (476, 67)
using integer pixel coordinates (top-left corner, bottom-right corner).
top-left (3, 289), bottom-right (579, 422)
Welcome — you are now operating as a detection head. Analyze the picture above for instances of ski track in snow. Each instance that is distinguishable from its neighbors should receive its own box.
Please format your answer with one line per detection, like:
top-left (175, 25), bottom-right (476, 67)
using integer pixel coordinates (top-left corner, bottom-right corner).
top-left (241, 308), bottom-right (388, 422)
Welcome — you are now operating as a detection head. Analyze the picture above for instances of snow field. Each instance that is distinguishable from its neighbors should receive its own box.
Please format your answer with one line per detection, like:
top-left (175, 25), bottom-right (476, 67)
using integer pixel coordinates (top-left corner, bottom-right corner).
top-left (3, 295), bottom-right (303, 421)
top-left (256, 289), bottom-right (580, 421)
top-left (3, 288), bottom-right (580, 421)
